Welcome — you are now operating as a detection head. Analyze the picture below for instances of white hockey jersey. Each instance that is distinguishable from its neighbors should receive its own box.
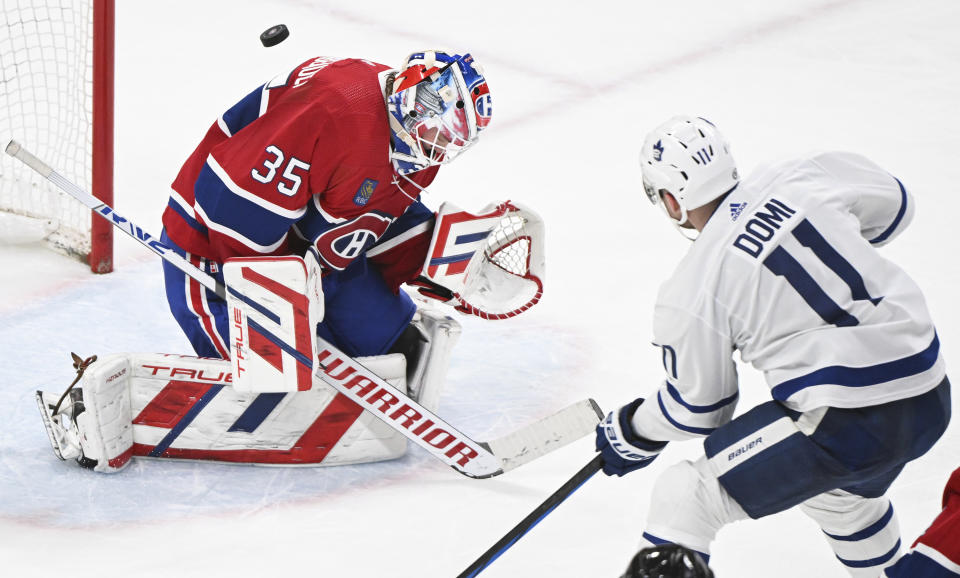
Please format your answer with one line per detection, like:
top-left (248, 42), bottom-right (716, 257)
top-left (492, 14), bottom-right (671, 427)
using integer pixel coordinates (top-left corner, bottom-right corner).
top-left (633, 151), bottom-right (946, 442)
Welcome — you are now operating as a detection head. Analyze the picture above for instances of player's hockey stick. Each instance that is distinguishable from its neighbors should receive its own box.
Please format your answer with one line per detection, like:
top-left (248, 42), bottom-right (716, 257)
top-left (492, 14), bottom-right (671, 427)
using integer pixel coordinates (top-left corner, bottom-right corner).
top-left (6, 139), bottom-right (603, 479)
top-left (457, 454), bottom-right (604, 576)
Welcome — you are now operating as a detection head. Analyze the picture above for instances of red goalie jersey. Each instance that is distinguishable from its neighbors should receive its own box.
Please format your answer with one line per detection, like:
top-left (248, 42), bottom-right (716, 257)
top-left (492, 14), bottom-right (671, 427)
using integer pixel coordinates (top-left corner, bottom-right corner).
top-left (163, 56), bottom-right (438, 274)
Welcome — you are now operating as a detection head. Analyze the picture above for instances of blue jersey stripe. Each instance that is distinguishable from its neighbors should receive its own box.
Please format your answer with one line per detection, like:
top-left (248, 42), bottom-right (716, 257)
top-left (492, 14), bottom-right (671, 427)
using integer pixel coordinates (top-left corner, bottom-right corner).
top-left (221, 84), bottom-right (266, 135)
top-left (837, 539), bottom-right (901, 568)
top-left (374, 200), bottom-right (433, 245)
top-left (294, 201), bottom-right (342, 242)
top-left (167, 199), bottom-right (208, 236)
top-left (771, 333), bottom-right (940, 401)
top-left (824, 503), bottom-right (894, 542)
top-left (642, 532), bottom-right (670, 546)
top-left (870, 177), bottom-right (909, 245)
top-left (665, 381), bottom-right (738, 414)
top-left (195, 164), bottom-right (297, 248)
top-left (656, 393), bottom-right (717, 436)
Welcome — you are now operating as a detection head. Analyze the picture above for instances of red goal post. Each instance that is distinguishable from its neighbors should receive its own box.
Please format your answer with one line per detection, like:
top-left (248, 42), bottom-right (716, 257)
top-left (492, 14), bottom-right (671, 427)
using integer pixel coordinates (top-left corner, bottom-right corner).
top-left (0, 0), bottom-right (114, 273)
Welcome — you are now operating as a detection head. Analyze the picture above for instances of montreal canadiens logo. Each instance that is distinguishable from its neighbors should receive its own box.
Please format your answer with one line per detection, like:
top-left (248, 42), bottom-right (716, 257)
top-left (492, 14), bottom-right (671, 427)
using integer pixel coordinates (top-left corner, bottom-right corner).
top-left (315, 213), bottom-right (392, 270)
top-left (471, 81), bottom-right (492, 128)
top-left (333, 230), bottom-right (378, 260)
top-left (475, 93), bottom-right (492, 120)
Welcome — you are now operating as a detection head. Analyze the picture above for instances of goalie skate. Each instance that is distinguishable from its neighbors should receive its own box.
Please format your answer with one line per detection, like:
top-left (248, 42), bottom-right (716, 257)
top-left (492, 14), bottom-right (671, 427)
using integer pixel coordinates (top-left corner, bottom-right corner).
top-left (36, 388), bottom-right (85, 463)
top-left (36, 352), bottom-right (106, 468)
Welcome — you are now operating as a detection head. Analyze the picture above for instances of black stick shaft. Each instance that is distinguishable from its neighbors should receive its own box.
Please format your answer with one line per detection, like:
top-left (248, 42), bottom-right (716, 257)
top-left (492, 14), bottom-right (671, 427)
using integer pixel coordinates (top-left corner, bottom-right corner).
top-left (457, 454), bottom-right (604, 578)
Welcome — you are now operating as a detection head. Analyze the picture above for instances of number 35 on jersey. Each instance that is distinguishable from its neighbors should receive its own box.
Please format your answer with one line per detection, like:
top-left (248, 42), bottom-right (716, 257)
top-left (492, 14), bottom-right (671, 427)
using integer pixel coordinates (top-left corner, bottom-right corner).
top-left (251, 145), bottom-right (311, 197)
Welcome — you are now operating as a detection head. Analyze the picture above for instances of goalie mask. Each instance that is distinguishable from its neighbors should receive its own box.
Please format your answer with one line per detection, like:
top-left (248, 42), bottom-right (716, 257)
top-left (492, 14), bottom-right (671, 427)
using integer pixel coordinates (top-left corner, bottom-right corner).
top-left (387, 50), bottom-right (492, 175)
top-left (640, 115), bottom-right (739, 234)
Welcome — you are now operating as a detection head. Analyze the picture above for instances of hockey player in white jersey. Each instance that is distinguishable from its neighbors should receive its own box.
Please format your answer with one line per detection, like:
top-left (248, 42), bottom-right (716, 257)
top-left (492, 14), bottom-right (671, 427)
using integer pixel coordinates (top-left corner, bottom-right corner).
top-left (595, 115), bottom-right (951, 576)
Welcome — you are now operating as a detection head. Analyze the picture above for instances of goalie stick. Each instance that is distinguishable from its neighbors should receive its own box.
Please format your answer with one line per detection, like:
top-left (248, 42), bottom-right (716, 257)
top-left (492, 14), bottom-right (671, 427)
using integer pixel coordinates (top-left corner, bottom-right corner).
top-left (6, 139), bottom-right (603, 479)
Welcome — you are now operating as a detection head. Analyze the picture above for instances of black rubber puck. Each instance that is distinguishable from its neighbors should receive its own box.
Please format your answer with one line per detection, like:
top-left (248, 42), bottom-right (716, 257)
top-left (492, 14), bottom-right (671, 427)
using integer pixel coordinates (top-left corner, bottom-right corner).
top-left (260, 24), bottom-right (289, 47)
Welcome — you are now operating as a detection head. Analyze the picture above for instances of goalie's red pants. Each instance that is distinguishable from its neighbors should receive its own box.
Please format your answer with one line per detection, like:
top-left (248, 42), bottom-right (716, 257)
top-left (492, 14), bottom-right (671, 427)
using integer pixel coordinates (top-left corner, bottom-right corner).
top-left (160, 230), bottom-right (416, 360)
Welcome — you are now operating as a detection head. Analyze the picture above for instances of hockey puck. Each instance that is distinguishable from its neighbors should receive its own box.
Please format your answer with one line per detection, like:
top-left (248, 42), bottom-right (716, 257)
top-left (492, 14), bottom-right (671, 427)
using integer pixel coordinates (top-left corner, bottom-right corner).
top-left (260, 24), bottom-right (289, 47)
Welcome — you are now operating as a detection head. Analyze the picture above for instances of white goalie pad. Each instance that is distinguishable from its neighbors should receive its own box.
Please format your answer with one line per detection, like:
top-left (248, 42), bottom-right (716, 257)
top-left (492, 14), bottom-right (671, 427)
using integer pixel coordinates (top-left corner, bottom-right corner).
top-left (406, 306), bottom-right (462, 413)
top-left (223, 255), bottom-right (324, 392)
top-left (422, 200), bottom-right (545, 320)
top-left (37, 352), bottom-right (410, 471)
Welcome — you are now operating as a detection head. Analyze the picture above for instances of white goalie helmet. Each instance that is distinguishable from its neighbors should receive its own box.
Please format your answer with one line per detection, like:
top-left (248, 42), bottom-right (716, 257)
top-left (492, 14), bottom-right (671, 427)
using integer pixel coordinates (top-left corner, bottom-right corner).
top-left (640, 115), bottom-right (739, 226)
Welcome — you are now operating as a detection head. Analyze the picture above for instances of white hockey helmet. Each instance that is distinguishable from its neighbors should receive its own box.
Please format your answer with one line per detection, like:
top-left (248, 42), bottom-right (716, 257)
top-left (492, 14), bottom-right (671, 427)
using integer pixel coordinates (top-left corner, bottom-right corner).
top-left (640, 116), bottom-right (739, 226)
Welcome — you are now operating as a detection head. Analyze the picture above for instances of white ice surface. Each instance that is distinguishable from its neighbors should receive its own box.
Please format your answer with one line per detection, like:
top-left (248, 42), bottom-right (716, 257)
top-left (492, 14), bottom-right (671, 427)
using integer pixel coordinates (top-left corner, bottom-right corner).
top-left (1, 1), bottom-right (959, 576)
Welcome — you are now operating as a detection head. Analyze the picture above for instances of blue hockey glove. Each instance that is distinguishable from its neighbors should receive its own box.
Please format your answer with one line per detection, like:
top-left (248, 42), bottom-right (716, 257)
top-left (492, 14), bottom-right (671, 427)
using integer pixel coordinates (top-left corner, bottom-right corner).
top-left (595, 398), bottom-right (668, 477)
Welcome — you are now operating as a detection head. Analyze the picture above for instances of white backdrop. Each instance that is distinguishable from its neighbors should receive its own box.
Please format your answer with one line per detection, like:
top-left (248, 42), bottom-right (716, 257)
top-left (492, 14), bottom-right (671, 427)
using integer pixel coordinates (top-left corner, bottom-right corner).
top-left (1, 1), bottom-right (959, 576)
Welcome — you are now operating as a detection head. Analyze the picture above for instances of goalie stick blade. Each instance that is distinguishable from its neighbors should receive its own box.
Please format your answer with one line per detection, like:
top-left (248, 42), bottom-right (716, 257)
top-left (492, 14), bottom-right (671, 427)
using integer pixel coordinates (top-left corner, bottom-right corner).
top-left (485, 399), bottom-right (603, 473)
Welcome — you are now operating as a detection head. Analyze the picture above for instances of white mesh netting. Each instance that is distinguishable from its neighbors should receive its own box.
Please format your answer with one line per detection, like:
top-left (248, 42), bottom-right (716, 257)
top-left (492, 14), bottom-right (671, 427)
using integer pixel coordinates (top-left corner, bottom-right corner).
top-left (485, 213), bottom-right (531, 275)
top-left (459, 210), bottom-right (544, 319)
top-left (0, 0), bottom-right (94, 258)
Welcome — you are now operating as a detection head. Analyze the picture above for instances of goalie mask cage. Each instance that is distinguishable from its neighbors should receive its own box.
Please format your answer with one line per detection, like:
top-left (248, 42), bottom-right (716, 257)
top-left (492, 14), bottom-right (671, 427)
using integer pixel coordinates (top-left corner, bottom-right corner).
top-left (0, 0), bottom-right (114, 272)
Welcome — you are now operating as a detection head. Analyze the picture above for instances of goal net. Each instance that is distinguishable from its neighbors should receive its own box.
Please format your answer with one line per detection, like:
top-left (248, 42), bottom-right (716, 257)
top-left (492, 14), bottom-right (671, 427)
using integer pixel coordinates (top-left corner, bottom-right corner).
top-left (0, 0), bottom-right (113, 272)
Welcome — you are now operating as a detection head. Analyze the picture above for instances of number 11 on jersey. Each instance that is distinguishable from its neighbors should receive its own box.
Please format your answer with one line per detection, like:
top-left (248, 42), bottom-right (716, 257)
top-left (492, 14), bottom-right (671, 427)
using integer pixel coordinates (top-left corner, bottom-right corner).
top-left (763, 218), bottom-right (883, 327)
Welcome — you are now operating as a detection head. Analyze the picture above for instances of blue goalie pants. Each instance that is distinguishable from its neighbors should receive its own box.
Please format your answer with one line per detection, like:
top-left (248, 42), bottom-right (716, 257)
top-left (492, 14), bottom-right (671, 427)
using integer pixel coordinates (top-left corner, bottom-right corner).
top-left (160, 230), bottom-right (417, 360)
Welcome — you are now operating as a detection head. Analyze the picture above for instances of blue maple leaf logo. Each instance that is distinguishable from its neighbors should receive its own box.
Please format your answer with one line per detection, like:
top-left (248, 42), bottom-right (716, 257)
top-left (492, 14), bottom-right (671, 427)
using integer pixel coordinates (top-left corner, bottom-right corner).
top-left (652, 140), bottom-right (664, 162)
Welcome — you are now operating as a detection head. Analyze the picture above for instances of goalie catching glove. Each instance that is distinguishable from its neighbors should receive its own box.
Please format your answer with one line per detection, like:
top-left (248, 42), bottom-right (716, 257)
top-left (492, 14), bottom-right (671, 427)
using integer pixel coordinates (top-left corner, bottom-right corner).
top-left (596, 398), bottom-right (668, 477)
top-left (415, 200), bottom-right (545, 320)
